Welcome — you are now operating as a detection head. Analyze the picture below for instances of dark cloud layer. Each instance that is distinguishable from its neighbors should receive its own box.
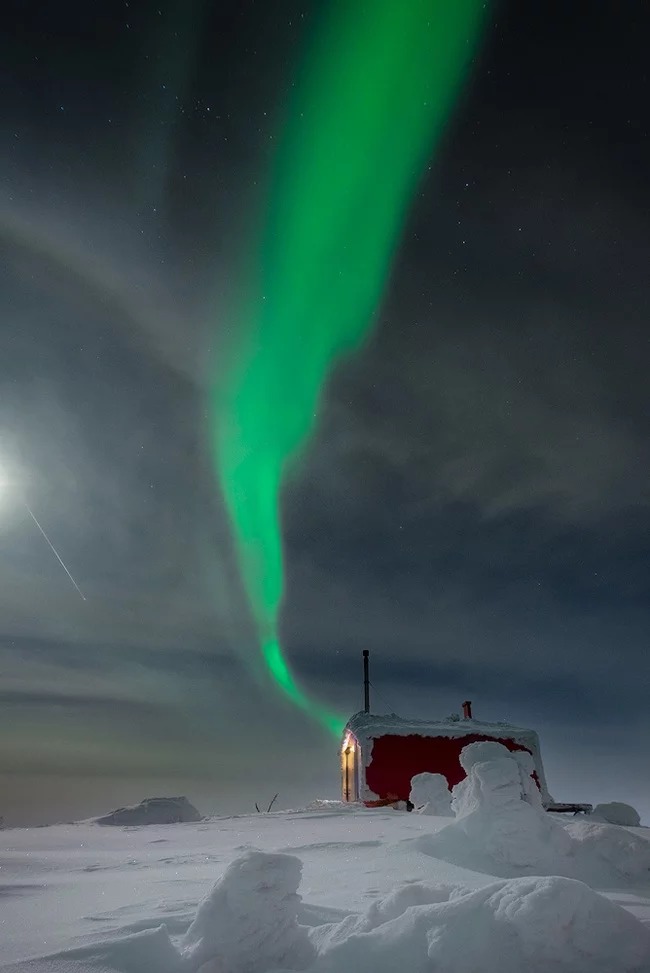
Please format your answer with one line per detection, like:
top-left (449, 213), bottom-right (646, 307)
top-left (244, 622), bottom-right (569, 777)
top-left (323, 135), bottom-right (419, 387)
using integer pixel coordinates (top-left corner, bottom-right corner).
top-left (1, 0), bottom-right (649, 825)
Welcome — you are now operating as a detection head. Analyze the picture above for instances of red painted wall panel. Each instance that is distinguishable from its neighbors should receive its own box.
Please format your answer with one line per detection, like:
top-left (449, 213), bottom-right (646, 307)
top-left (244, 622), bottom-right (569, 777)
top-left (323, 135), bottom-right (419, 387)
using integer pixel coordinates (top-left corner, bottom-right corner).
top-left (365, 733), bottom-right (537, 803)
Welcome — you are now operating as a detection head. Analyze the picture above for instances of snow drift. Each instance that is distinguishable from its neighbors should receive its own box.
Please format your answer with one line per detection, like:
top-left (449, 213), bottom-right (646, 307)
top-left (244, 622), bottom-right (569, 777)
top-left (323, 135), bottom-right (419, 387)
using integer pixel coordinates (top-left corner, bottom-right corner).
top-left (94, 795), bottom-right (202, 826)
top-left (592, 801), bottom-right (641, 827)
top-left (565, 819), bottom-right (650, 881)
top-left (309, 875), bottom-right (650, 973)
top-left (4, 791), bottom-right (650, 973)
top-left (36, 852), bottom-right (650, 973)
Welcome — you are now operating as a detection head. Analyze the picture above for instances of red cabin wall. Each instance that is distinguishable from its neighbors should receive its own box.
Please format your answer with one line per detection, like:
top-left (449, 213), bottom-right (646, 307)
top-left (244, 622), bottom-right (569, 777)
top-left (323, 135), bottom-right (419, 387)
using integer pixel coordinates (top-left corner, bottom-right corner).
top-left (364, 733), bottom-right (537, 804)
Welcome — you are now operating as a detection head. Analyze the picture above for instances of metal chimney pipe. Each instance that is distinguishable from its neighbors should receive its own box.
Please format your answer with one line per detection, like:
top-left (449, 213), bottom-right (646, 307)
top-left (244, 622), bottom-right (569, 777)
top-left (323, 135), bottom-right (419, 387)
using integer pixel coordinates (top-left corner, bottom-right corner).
top-left (462, 700), bottom-right (472, 720)
top-left (363, 650), bottom-right (370, 713)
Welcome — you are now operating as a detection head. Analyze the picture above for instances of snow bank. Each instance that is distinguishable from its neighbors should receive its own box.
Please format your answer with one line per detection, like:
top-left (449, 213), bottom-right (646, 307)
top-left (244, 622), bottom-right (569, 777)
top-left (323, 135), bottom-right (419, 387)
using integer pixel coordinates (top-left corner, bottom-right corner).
top-left (409, 773), bottom-right (452, 815)
top-left (94, 795), bottom-right (201, 826)
top-left (592, 801), bottom-right (641, 827)
top-left (181, 850), bottom-right (315, 973)
top-left (309, 875), bottom-right (650, 973)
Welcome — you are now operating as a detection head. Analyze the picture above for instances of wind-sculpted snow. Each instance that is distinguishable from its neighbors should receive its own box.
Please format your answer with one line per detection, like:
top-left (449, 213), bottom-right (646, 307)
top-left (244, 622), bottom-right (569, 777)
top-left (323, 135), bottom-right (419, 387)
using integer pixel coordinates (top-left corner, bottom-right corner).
top-left (308, 875), bottom-right (650, 973)
top-left (448, 744), bottom-right (574, 868)
top-left (181, 851), bottom-right (314, 973)
top-left (15, 855), bottom-right (650, 973)
top-left (94, 796), bottom-right (202, 826)
top-left (2, 756), bottom-right (650, 973)
top-left (418, 741), bottom-right (650, 886)
top-left (565, 819), bottom-right (650, 881)
top-left (409, 773), bottom-right (452, 816)
top-left (592, 801), bottom-right (641, 827)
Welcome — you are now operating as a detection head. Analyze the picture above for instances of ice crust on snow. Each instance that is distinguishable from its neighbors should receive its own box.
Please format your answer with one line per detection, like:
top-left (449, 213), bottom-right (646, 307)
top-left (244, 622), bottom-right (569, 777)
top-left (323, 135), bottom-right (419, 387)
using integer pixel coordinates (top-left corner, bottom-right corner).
top-left (409, 773), bottom-right (452, 815)
top-left (592, 801), bottom-right (641, 827)
top-left (94, 795), bottom-right (202, 826)
top-left (181, 850), bottom-right (315, 973)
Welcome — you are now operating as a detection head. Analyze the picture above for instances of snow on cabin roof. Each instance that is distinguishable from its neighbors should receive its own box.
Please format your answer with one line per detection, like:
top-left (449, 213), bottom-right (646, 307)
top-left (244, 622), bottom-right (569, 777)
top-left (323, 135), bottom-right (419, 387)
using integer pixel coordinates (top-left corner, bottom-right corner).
top-left (344, 710), bottom-right (540, 746)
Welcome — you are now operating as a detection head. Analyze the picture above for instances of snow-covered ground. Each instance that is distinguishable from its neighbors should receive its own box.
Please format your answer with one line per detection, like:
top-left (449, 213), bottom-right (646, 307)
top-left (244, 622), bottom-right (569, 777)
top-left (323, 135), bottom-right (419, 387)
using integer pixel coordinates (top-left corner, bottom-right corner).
top-left (2, 809), bottom-right (650, 972)
top-left (2, 750), bottom-right (650, 972)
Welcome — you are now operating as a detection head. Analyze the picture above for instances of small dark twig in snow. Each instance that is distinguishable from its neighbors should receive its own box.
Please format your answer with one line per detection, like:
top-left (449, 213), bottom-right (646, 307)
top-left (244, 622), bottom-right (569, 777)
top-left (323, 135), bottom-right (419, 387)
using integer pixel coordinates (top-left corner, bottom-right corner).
top-left (254, 794), bottom-right (279, 813)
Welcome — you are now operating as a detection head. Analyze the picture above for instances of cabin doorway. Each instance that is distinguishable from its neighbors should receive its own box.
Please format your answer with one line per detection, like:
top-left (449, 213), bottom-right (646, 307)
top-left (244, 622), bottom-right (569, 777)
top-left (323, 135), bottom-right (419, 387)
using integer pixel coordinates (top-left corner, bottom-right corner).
top-left (341, 735), bottom-right (359, 802)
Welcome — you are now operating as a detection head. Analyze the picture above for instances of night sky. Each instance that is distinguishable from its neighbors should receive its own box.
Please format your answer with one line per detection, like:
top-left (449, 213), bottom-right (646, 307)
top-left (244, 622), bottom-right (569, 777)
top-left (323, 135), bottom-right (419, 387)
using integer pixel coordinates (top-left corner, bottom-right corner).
top-left (1, 0), bottom-right (649, 826)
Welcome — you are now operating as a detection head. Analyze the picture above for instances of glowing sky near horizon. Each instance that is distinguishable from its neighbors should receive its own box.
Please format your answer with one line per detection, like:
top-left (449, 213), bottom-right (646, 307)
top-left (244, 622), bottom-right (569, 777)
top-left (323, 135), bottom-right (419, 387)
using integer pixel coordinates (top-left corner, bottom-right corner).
top-left (212, 0), bottom-right (487, 734)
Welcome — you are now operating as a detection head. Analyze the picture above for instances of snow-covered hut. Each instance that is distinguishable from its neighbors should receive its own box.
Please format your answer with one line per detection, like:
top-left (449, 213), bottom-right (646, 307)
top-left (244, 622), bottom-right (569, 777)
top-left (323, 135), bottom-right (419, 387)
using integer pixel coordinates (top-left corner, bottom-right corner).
top-left (341, 655), bottom-right (550, 807)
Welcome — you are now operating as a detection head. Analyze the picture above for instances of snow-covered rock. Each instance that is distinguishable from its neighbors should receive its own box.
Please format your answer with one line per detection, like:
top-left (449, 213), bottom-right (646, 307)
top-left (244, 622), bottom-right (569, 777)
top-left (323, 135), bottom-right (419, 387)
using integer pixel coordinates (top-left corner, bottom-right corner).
top-left (181, 850), bottom-right (315, 973)
top-left (409, 773), bottom-right (452, 816)
top-left (94, 795), bottom-right (202, 826)
top-left (592, 801), bottom-right (641, 827)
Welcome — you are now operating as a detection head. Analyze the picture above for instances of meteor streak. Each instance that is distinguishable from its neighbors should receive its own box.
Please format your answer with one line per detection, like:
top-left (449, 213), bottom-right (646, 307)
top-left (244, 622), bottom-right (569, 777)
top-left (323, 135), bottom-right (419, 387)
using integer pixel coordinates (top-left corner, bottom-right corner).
top-left (24, 501), bottom-right (86, 602)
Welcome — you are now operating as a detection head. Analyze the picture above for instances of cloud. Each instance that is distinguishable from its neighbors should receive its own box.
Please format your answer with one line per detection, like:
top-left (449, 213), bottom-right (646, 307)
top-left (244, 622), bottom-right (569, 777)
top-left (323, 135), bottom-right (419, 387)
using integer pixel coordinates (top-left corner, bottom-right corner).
top-left (0, 195), bottom-right (206, 382)
top-left (298, 310), bottom-right (650, 528)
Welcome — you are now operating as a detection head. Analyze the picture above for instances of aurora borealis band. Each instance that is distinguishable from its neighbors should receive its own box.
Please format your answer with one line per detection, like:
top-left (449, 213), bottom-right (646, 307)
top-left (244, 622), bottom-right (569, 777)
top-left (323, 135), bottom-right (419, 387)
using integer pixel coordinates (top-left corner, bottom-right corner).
top-left (212, 0), bottom-right (487, 734)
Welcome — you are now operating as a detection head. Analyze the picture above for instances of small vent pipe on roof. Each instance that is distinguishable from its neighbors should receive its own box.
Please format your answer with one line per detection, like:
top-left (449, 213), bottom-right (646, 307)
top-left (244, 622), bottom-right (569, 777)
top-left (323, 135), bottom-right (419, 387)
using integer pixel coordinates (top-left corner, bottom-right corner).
top-left (462, 700), bottom-right (472, 720)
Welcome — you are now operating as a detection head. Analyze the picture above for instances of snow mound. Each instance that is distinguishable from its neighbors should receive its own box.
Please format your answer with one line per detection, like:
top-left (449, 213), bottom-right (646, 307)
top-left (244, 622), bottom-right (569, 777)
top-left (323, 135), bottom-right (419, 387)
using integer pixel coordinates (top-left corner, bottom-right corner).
top-left (592, 801), bottom-right (641, 827)
top-left (94, 795), bottom-right (202, 826)
top-left (309, 875), bottom-right (650, 973)
top-left (409, 773), bottom-right (452, 816)
top-left (565, 819), bottom-right (650, 880)
top-left (181, 850), bottom-right (315, 973)
top-left (311, 882), bottom-right (464, 954)
top-left (446, 743), bottom-right (573, 868)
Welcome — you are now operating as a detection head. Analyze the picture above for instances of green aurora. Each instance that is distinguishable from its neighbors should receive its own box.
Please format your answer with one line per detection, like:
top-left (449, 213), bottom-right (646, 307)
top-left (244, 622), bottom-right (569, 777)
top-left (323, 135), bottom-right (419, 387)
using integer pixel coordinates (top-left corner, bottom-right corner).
top-left (212, 0), bottom-right (487, 735)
